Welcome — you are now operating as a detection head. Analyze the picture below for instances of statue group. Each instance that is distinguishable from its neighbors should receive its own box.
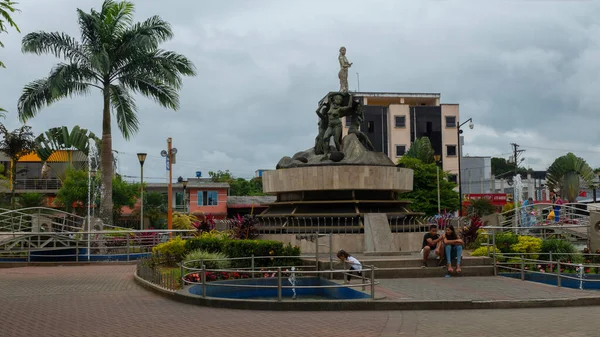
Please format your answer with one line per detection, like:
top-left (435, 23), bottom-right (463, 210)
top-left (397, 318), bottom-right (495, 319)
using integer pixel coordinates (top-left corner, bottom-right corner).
top-left (313, 47), bottom-right (374, 156)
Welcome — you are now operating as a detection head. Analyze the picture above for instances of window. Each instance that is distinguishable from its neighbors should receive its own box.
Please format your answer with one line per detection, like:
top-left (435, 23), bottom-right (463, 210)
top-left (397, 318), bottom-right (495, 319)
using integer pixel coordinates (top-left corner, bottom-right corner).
top-left (345, 117), bottom-right (352, 127)
top-left (394, 115), bottom-right (406, 128)
top-left (446, 145), bottom-right (457, 156)
top-left (445, 116), bottom-right (456, 128)
top-left (395, 145), bottom-right (406, 157)
top-left (367, 121), bottom-right (374, 133)
top-left (448, 174), bottom-right (457, 184)
top-left (197, 191), bottom-right (218, 206)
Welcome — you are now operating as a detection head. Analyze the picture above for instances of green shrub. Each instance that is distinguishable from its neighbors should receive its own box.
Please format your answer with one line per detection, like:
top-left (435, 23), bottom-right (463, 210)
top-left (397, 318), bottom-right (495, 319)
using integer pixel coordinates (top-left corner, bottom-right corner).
top-left (510, 236), bottom-right (542, 259)
top-left (184, 237), bottom-right (226, 254)
top-left (471, 246), bottom-right (504, 261)
top-left (152, 237), bottom-right (187, 266)
top-left (183, 250), bottom-right (231, 270)
top-left (494, 232), bottom-right (519, 253)
top-left (469, 229), bottom-right (489, 249)
top-left (540, 239), bottom-right (576, 262)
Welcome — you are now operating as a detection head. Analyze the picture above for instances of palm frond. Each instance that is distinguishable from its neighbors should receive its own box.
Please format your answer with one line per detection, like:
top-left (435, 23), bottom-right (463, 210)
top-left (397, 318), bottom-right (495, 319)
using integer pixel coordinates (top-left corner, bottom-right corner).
top-left (109, 84), bottom-right (139, 139)
top-left (0, 0), bottom-right (20, 34)
top-left (114, 49), bottom-right (196, 87)
top-left (17, 63), bottom-right (95, 122)
top-left (119, 73), bottom-right (179, 110)
top-left (546, 152), bottom-right (594, 200)
top-left (405, 137), bottom-right (435, 164)
top-left (22, 31), bottom-right (89, 64)
top-left (101, 0), bottom-right (134, 38)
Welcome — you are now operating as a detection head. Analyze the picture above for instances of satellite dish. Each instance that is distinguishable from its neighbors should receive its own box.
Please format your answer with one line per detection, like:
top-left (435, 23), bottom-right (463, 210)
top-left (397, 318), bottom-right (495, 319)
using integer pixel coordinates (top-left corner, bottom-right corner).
top-left (196, 171), bottom-right (202, 178)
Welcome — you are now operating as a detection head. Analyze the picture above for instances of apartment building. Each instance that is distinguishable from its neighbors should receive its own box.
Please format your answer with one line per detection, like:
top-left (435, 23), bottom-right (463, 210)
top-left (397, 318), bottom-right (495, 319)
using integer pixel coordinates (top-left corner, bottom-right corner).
top-left (337, 92), bottom-right (460, 179)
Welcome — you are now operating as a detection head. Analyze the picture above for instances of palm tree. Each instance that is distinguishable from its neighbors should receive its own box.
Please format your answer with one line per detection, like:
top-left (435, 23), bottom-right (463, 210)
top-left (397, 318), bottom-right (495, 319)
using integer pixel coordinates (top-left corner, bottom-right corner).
top-left (0, 0), bottom-right (20, 69)
top-left (546, 152), bottom-right (594, 202)
top-left (0, 124), bottom-right (37, 208)
top-left (36, 125), bottom-right (100, 180)
top-left (17, 0), bottom-right (196, 224)
top-left (404, 137), bottom-right (435, 164)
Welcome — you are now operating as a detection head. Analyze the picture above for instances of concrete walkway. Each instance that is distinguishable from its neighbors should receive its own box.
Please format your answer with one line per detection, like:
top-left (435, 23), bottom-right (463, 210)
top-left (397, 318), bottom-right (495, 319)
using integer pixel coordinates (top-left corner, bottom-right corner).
top-left (1, 264), bottom-right (600, 336)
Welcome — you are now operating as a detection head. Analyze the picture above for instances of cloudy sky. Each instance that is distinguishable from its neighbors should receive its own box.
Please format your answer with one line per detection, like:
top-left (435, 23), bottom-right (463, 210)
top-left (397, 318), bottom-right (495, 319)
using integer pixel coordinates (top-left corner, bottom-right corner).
top-left (1, 0), bottom-right (600, 182)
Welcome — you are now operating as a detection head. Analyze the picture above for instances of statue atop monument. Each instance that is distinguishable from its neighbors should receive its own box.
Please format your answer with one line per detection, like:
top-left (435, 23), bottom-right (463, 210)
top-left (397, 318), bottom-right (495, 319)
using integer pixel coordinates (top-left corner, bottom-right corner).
top-left (338, 46), bottom-right (352, 93)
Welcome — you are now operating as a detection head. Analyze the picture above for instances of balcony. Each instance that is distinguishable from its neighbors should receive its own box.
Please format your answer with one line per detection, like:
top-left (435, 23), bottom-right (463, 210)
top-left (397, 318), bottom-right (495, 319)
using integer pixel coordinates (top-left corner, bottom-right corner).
top-left (15, 178), bottom-right (62, 192)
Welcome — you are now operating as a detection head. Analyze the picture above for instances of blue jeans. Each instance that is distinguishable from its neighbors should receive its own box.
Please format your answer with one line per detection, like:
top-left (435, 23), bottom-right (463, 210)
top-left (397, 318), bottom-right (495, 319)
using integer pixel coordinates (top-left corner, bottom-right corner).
top-left (445, 244), bottom-right (463, 265)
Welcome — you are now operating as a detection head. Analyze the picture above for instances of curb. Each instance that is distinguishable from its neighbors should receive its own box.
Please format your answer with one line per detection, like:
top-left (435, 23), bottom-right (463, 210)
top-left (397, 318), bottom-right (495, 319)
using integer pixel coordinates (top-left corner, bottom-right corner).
top-left (133, 272), bottom-right (600, 311)
top-left (0, 261), bottom-right (138, 268)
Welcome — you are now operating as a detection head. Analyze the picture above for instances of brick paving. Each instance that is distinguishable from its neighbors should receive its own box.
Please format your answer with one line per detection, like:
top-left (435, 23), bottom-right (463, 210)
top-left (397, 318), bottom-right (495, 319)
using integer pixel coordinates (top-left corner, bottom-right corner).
top-left (0, 265), bottom-right (599, 336)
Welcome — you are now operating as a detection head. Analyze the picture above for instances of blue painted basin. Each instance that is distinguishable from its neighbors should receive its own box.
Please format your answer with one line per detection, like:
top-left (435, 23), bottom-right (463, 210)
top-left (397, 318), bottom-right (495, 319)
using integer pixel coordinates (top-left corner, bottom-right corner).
top-left (500, 272), bottom-right (600, 290)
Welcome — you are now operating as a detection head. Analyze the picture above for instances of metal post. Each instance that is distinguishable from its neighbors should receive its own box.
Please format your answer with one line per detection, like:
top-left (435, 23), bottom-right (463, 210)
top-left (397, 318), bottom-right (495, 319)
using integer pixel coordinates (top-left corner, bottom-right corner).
top-left (549, 251), bottom-right (553, 269)
top-left (87, 229), bottom-right (91, 262)
top-left (362, 267), bottom-right (366, 291)
top-left (557, 261), bottom-right (562, 287)
top-left (167, 138), bottom-right (173, 236)
top-left (277, 267), bottom-right (282, 301)
top-left (370, 265), bottom-right (375, 299)
top-left (180, 262), bottom-right (185, 286)
top-left (27, 236), bottom-right (31, 263)
top-left (126, 235), bottom-right (130, 262)
top-left (520, 254), bottom-right (525, 280)
top-left (436, 165), bottom-right (441, 214)
top-left (75, 236), bottom-right (79, 262)
top-left (201, 264), bottom-right (206, 297)
top-left (329, 233), bottom-right (333, 279)
top-left (492, 231), bottom-right (497, 276)
top-left (457, 124), bottom-right (463, 216)
top-left (140, 163), bottom-right (144, 231)
top-left (251, 254), bottom-right (255, 278)
top-left (315, 232), bottom-right (319, 272)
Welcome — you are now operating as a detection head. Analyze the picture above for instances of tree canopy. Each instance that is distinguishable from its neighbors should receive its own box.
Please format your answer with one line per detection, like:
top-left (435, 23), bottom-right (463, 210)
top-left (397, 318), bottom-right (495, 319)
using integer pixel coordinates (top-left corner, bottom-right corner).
top-left (209, 170), bottom-right (264, 196)
top-left (0, 124), bottom-right (37, 207)
top-left (546, 152), bottom-right (594, 201)
top-left (491, 157), bottom-right (530, 180)
top-left (17, 0), bottom-right (196, 224)
top-left (397, 157), bottom-right (459, 215)
top-left (404, 137), bottom-right (435, 164)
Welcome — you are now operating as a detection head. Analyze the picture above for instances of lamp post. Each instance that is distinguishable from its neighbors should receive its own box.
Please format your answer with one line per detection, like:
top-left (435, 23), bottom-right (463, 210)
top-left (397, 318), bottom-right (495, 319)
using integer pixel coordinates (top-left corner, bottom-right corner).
top-left (434, 154), bottom-right (442, 214)
top-left (182, 179), bottom-right (188, 213)
top-left (137, 153), bottom-right (147, 230)
top-left (457, 118), bottom-right (474, 216)
top-left (161, 139), bottom-right (177, 233)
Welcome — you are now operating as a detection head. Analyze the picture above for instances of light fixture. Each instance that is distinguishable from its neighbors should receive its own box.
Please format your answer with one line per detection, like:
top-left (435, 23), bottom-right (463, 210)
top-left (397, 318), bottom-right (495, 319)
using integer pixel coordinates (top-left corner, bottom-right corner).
top-left (160, 150), bottom-right (168, 157)
top-left (433, 154), bottom-right (441, 162)
top-left (182, 180), bottom-right (188, 189)
top-left (468, 121), bottom-right (474, 129)
top-left (137, 153), bottom-right (147, 166)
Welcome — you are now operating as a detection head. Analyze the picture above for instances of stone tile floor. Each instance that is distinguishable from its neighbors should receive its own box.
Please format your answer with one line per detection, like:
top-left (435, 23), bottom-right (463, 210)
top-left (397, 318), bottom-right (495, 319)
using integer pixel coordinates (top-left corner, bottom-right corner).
top-left (1, 265), bottom-right (599, 337)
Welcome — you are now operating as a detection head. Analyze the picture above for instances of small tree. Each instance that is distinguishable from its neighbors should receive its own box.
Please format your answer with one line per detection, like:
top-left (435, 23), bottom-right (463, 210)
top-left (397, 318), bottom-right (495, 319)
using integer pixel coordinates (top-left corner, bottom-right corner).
top-left (112, 174), bottom-right (139, 220)
top-left (0, 124), bottom-right (37, 208)
top-left (397, 157), bottom-right (459, 215)
top-left (17, 192), bottom-right (45, 208)
top-left (467, 198), bottom-right (496, 218)
top-left (404, 137), bottom-right (435, 164)
top-left (55, 168), bottom-right (88, 213)
top-left (209, 169), bottom-right (265, 196)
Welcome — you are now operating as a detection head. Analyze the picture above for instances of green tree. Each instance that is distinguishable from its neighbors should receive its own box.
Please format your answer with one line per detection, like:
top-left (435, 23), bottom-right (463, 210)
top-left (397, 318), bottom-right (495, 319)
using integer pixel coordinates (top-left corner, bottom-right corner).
top-left (17, 0), bottom-right (196, 225)
top-left (111, 174), bottom-right (139, 219)
top-left (140, 191), bottom-right (166, 228)
top-left (55, 168), bottom-right (88, 213)
top-left (397, 157), bottom-right (459, 215)
top-left (467, 197), bottom-right (496, 218)
top-left (0, 0), bottom-right (19, 69)
top-left (491, 157), bottom-right (530, 180)
top-left (0, 124), bottom-right (37, 208)
top-left (546, 152), bottom-right (594, 202)
top-left (209, 170), bottom-right (265, 196)
top-left (17, 192), bottom-right (45, 208)
top-left (404, 137), bottom-right (435, 164)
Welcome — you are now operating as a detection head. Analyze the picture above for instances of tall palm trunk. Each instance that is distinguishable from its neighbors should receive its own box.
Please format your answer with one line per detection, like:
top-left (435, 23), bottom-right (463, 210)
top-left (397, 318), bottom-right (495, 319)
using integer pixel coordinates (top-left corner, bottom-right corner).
top-left (99, 86), bottom-right (113, 225)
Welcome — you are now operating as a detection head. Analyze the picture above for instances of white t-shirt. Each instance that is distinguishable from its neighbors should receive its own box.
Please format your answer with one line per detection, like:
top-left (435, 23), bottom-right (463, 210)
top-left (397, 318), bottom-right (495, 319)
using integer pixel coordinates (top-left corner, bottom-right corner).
top-left (346, 256), bottom-right (362, 271)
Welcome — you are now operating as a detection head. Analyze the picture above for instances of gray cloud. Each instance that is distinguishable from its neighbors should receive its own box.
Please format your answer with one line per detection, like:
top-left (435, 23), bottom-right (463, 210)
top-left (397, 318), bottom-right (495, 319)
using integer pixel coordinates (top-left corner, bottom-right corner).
top-left (1, 0), bottom-right (600, 183)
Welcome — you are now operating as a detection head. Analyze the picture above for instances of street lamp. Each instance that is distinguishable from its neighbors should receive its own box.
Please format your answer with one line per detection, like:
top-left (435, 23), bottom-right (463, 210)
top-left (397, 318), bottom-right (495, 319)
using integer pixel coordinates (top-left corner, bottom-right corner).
top-left (161, 139), bottom-right (177, 233)
top-left (434, 154), bottom-right (442, 214)
top-left (457, 118), bottom-right (474, 216)
top-left (137, 153), bottom-right (147, 230)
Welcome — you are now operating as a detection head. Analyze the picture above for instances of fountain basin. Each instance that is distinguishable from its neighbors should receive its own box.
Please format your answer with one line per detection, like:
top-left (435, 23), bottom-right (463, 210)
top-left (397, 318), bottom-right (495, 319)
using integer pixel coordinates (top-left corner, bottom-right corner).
top-left (500, 272), bottom-right (600, 290)
top-left (188, 277), bottom-right (371, 300)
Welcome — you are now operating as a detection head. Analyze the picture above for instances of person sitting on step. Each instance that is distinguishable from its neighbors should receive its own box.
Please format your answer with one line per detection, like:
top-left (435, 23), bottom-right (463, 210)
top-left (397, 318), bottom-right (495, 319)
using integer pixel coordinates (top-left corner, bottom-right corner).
top-left (421, 224), bottom-right (445, 268)
top-left (443, 225), bottom-right (464, 273)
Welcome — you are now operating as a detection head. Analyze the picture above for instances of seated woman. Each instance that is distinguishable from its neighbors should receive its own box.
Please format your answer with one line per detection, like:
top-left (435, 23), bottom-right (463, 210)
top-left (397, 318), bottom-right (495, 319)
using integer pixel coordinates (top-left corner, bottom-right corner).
top-left (443, 225), bottom-right (464, 273)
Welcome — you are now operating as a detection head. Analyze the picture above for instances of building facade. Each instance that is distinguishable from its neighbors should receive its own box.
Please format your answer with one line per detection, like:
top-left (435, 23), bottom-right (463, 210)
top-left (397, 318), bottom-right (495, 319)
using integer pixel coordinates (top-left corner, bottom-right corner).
top-left (338, 92), bottom-right (460, 178)
top-left (461, 156), bottom-right (493, 194)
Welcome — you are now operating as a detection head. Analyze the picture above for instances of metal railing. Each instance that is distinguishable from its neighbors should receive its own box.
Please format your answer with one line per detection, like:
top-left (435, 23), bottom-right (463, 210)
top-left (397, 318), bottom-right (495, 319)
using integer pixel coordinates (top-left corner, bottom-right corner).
top-left (177, 255), bottom-right (377, 301)
top-left (0, 229), bottom-right (196, 262)
top-left (498, 202), bottom-right (592, 229)
top-left (14, 178), bottom-right (62, 191)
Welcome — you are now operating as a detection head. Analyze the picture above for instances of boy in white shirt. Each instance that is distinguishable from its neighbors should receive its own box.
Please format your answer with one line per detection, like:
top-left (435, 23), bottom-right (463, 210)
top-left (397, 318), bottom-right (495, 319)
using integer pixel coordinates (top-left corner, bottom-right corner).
top-left (337, 249), bottom-right (362, 284)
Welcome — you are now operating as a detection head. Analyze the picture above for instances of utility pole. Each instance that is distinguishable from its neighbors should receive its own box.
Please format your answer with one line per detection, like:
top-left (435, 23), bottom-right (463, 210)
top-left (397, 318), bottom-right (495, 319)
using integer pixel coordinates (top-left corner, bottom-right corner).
top-left (510, 143), bottom-right (525, 175)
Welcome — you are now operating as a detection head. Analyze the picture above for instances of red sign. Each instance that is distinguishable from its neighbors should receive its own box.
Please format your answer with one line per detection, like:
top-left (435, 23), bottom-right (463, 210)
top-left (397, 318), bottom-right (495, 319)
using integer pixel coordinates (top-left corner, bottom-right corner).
top-left (464, 194), bottom-right (508, 203)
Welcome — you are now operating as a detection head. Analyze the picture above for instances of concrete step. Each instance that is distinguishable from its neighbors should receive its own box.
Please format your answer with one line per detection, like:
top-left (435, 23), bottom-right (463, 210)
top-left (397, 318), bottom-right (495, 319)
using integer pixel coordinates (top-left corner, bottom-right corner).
top-left (375, 265), bottom-right (495, 278)
top-left (350, 257), bottom-right (493, 269)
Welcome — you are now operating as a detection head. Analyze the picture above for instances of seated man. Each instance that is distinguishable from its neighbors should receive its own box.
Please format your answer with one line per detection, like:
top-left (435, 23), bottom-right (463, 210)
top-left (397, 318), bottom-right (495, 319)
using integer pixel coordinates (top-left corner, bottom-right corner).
top-left (421, 225), bottom-right (444, 268)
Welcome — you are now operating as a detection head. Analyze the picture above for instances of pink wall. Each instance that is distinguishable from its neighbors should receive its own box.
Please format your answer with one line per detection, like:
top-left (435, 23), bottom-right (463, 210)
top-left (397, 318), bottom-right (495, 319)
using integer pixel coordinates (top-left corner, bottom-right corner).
top-left (188, 187), bottom-right (228, 217)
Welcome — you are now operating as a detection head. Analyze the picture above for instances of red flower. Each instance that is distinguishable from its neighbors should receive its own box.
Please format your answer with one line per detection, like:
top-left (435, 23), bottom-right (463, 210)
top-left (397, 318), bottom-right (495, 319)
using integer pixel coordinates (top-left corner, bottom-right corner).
top-left (586, 268), bottom-right (591, 273)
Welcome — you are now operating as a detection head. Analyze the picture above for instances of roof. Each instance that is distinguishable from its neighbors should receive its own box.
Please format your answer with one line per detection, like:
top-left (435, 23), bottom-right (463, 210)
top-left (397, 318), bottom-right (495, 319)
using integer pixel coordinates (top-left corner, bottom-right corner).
top-left (227, 196), bottom-right (276, 206)
top-left (146, 181), bottom-right (230, 189)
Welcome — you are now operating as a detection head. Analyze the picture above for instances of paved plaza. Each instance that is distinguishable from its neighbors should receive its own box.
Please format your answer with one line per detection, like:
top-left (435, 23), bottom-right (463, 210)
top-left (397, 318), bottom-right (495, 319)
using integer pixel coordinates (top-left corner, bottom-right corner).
top-left (1, 264), bottom-right (599, 337)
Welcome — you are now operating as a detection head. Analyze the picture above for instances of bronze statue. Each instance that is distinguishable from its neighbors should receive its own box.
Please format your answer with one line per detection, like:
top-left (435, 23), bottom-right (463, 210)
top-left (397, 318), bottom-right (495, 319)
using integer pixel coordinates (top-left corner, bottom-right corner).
top-left (314, 101), bottom-right (329, 155)
top-left (338, 47), bottom-right (352, 93)
top-left (322, 93), bottom-right (353, 155)
top-left (347, 100), bottom-right (376, 151)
